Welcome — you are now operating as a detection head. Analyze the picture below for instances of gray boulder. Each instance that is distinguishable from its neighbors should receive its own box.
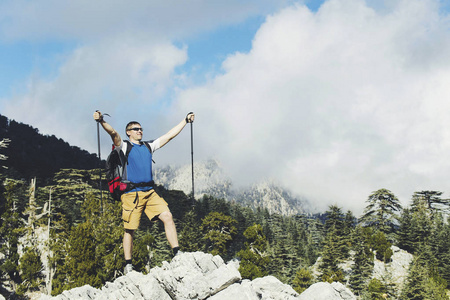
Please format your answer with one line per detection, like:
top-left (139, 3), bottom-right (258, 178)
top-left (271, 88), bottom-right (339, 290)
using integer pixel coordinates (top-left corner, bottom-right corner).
top-left (299, 282), bottom-right (356, 300)
top-left (149, 251), bottom-right (241, 299)
top-left (210, 276), bottom-right (300, 300)
top-left (372, 245), bottom-right (413, 292)
top-left (38, 251), bottom-right (299, 300)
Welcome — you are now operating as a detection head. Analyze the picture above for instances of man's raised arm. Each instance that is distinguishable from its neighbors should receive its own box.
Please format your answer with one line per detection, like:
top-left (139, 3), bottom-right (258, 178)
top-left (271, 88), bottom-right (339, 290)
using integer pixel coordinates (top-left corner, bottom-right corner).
top-left (93, 111), bottom-right (122, 147)
top-left (158, 112), bottom-right (195, 148)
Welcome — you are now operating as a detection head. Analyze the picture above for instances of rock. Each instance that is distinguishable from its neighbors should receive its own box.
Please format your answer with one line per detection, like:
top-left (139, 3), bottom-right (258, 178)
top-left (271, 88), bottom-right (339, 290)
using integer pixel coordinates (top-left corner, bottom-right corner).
top-left (210, 276), bottom-right (300, 300)
top-left (38, 252), bottom-right (299, 300)
top-left (149, 252), bottom-right (241, 299)
top-left (250, 276), bottom-right (300, 299)
top-left (99, 272), bottom-right (171, 300)
top-left (298, 282), bottom-right (356, 300)
top-left (372, 246), bottom-right (413, 292)
top-left (38, 285), bottom-right (101, 300)
top-left (208, 281), bottom-right (259, 300)
top-left (311, 245), bottom-right (414, 296)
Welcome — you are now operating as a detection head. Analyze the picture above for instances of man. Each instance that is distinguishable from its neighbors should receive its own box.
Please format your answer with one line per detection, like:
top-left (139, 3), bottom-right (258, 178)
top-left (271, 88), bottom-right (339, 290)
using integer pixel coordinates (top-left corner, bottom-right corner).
top-left (93, 111), bottom-right (195, 274)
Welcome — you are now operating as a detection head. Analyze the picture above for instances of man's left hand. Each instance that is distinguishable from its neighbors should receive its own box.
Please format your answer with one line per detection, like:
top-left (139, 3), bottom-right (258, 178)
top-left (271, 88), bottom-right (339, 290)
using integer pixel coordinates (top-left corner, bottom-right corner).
top-left (186, 112), bottom-right (195, 123)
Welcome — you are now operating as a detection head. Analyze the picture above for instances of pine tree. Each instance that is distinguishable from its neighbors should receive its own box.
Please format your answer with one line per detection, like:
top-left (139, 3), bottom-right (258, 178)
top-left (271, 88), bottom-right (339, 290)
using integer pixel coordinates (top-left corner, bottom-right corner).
top-left (237, 224), bottom-right (270, 280)
top-left (359, 188), bottom-right (402, 236)
top-left (369, 231), bottom-right (393, 263)
top-left (179, 210), bottom-right (202, 252)
top-left (398, 208), bottom-right (415, 253)
top-left (324, 205), bottom-right (349, 261)
top-left (50, 169), bottom-right (93, 226)
top-left (64, 222), bottom-right (102, 289)
top-left (83, 192), bottom-right (124, 281)
top-left (48, 211), bottom-right (71, 296)
top-left (0, 137), bottom-right (11, 168)
top-left (304, 218), bottom-right (324, 265)
top-left (201, 212), bottom-right (237, 257)
top-left (343, 210), bottom-right (356, 246)
top-left (434, 220), bottom-right (450, 288)
top-left (411, 190), bottom-right (449, 215)
top-left (292, 267), bottom-right (314, 294)
top-left (229, 205), bottom-right (256, 256)
top-left (401, 256), bottom-right (448, 300)
top-left (136, 221), bottom-right (171, 269)
top-left (366, 278), bottom-right (388, 300)
top-left (18, 247), bottom-right (44, 294)
top-left (409, 200), bottom-right (433, 255)
top-left (133, 231), bottom-right (155, 273)
top-left (349, 226), bottom-right (374, 295)
top-left (319, 225), bottom-right (345, 283)
top-left (0, 179), bottom-right (25, 291)
top-left (266, 214), bottom-right (299, 282)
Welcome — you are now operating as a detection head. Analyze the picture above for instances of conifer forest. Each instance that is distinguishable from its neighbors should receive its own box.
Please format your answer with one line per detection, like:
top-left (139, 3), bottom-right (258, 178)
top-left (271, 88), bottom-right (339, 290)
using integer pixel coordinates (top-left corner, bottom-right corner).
top-left (1, 115), bottom-right (450, 299)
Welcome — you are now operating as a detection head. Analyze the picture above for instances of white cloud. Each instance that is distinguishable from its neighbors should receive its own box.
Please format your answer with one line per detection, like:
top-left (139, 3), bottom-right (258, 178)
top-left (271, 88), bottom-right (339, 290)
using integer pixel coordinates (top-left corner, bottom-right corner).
top-left (0, 0), bottom-right (287, 156)
top-left (172, 0), bottom-right (450, 214)
top-left (2, 38), bottom-right (188, 153)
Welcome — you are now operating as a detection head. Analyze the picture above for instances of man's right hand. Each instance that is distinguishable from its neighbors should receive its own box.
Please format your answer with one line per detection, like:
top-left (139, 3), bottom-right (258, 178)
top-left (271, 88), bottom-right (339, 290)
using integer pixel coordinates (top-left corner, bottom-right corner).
top-left (93, 111), bottom-right (121, 146)
top-left (93, 111), bottom-right (103, 122)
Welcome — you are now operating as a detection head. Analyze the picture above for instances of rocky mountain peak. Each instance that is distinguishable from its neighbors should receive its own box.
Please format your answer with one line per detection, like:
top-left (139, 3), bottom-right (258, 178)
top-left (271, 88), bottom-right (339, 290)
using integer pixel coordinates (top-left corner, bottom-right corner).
top-left (154, 159), bottom-right (310, 215)
top-left (33, 251), bottom-right (356, 300)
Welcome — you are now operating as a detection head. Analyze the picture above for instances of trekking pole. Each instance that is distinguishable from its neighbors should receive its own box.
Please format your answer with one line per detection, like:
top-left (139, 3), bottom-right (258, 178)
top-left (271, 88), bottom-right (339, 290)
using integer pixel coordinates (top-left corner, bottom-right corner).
top-left (190, 118), bottom-right (195, 206)
top-left (96, 118), bottom-right (103, 213)
top-left (96, 111), bottom-right (110, 214)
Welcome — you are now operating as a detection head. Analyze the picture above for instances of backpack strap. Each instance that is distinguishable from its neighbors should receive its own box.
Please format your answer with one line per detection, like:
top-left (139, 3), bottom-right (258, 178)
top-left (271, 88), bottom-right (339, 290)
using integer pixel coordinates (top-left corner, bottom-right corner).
top-left (124, 140), bottom-right (133, 162)
top-left (142, 141), bottom-right (155, 163)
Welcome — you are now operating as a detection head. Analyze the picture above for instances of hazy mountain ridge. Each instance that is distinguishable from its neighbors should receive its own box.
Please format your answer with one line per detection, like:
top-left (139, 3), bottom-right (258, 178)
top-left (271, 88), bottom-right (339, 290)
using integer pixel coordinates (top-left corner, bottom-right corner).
top-left (154, 159), bottom-right (311, 215)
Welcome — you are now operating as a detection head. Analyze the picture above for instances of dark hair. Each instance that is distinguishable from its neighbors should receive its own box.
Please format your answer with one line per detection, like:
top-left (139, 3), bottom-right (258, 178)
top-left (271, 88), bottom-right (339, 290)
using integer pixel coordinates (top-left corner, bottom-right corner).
top-left (125, 121), bottom-right (140, 137)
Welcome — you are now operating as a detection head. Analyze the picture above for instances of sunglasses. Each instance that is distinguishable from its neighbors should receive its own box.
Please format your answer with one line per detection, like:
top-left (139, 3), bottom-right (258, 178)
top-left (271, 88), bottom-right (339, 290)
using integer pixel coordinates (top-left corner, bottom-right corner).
top-left (128, 127), bottom-right (143, 132)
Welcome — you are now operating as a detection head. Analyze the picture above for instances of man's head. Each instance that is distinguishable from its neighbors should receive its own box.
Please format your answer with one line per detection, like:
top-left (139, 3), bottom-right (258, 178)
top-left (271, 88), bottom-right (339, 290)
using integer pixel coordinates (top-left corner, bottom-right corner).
top-left (125, 121), bottom-right (143, 141)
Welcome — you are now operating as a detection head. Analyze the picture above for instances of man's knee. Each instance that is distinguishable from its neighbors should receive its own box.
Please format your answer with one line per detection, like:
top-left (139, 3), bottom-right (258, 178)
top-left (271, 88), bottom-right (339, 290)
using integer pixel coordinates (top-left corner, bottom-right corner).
top-left (159, 211), bottom-right (173, 223)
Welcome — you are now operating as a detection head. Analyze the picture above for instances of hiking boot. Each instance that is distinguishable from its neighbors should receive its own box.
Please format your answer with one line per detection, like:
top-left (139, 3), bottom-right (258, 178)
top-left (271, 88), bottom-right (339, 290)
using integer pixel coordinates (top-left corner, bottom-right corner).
top-left (172, 250), bottom-right (183, 260)
top-left (124, 264), bottom-right (134, 275)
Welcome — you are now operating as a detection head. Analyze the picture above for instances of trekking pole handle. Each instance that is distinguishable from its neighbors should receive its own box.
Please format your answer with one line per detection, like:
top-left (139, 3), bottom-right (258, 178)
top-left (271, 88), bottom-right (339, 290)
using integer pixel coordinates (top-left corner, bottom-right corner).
top-left (95, 110), bottom-right (110, 122)
top-left (186, 112), bottom-right (194, 123)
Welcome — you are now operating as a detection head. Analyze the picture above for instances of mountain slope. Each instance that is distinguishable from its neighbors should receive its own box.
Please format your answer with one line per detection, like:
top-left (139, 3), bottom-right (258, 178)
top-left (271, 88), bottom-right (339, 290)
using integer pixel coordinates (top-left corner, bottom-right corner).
top-left (0, 114), bottom-right (100, 180)
top-left (154, 159), bottom-right (311, 215)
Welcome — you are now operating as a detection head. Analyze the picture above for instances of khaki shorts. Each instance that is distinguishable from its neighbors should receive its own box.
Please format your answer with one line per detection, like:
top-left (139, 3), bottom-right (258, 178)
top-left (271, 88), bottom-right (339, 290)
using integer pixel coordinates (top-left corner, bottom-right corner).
top-left (121, 190), bottom-right (170, 230)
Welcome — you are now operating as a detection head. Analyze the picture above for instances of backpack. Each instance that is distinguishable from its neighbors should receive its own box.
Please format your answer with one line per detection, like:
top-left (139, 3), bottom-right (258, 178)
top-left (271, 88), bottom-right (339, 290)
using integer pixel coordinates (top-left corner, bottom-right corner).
top-left (105, 140), bottom-right (154, 200)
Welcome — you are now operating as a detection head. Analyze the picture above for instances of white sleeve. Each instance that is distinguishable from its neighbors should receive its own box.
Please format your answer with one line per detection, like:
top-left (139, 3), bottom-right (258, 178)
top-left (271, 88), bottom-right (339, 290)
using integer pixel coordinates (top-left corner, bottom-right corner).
top-left (149, 138), bottom-right (161, 152)
top-left (115, 140), bottom-right (126, 153)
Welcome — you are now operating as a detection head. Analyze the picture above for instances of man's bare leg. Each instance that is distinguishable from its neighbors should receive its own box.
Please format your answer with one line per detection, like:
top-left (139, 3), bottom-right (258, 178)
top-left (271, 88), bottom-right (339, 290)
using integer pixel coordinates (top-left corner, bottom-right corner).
top-left (123, 229), bottom-right (134, 260)
top-left (159, 211), bottom-right (179, 248)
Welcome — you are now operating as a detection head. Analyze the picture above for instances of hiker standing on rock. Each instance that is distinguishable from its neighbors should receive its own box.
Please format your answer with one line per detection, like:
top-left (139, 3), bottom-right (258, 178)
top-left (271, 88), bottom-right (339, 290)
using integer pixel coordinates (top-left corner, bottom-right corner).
top-left (93, 110), bottom-right (195, 275)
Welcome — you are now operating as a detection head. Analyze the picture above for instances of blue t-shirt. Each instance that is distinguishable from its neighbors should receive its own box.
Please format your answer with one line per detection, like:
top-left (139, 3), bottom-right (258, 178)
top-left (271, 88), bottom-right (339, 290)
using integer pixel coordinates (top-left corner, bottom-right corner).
top-left (120, 139), bottom-right (160, 193)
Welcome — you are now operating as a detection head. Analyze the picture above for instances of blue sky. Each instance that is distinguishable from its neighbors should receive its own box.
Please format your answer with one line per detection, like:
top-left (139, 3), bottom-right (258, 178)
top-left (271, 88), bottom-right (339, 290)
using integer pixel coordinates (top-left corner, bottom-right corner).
top-left (0, 0), bottom-right (328, 99)
top-left (1, 0), bottom-right (450, 213)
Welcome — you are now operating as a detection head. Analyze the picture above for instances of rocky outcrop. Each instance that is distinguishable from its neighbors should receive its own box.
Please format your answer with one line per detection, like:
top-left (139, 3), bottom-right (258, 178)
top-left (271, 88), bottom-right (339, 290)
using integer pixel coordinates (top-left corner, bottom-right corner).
top-left (310, 245), bottom-right (414, 298)
top-left (299, 282), bottom-right (356, 300)
top-left (372, 246), bottom-right (413, 292)
top-left (35, 251), bottom-right (361, 300)
top-left (38, 252), bottom-right (300, 300)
